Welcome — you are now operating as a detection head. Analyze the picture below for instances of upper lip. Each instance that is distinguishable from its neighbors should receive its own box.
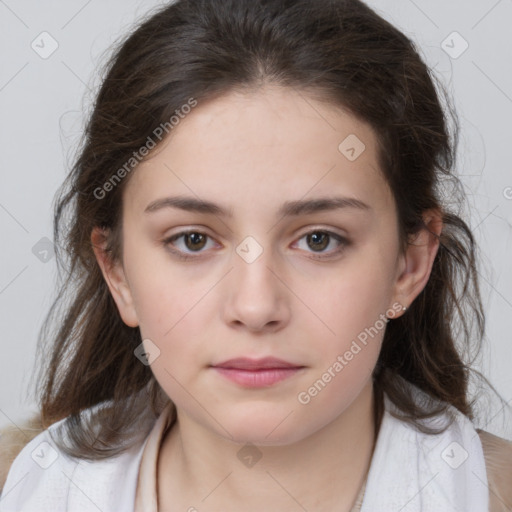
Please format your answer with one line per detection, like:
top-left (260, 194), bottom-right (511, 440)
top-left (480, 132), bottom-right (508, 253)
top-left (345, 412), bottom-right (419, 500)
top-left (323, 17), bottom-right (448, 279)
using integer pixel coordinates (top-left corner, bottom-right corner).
top-left (212, 357), bottom-right (303, 370)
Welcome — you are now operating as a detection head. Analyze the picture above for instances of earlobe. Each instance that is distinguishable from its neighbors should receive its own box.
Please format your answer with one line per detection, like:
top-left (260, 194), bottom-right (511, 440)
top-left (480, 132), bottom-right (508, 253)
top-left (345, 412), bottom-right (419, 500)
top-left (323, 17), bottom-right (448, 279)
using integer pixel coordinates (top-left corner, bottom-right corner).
top-left (391, 209), bottom-right (443, 314)
top-left (90, 226), bottom-right (139, 328)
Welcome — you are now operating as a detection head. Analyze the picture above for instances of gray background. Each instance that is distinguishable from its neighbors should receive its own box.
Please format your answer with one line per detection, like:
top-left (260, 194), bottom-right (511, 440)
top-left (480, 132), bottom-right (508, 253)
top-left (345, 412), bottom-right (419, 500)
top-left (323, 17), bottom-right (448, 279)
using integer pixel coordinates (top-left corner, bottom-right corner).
top-left (1, 0), bottom-right (511, 437)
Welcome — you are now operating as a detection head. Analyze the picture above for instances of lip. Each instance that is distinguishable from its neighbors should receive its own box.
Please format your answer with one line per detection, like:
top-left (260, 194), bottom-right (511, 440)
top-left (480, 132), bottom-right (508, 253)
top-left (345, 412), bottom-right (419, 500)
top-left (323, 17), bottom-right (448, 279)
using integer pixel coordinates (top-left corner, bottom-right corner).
top-left (211, 357), bottom-right (305, 388)
top-left (213, 357), bottom-right (301, 370)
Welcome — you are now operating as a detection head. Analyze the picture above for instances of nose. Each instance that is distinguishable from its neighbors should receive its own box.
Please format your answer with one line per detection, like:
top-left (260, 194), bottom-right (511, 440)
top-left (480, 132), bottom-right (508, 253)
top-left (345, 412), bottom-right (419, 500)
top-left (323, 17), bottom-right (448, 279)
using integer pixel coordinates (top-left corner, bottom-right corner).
top-left (222, 246), bottom-right (290, 334)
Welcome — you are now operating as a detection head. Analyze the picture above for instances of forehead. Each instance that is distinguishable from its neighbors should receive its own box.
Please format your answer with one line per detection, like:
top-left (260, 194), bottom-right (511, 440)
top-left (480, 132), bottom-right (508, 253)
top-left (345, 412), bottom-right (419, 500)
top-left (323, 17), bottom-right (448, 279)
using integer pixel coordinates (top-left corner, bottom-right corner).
top-left (124, 85), bottom-right (395, 217)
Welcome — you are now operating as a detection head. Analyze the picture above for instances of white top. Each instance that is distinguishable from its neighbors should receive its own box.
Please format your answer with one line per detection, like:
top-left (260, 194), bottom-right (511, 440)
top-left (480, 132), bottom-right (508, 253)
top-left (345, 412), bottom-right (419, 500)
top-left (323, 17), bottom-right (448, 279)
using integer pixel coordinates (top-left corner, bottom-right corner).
top-left (0, 382), bottom-right (489, 511)
top-left (133, 403), bottom-right (367, 511)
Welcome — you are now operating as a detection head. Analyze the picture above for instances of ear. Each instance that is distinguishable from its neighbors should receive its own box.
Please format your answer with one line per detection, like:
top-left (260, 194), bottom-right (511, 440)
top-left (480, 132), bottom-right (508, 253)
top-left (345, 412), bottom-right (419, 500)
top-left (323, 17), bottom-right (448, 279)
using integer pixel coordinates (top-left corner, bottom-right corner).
top-left (91, 226), bottom-right (139, 327)
top-left (390, 209), bottom-right (443, 315)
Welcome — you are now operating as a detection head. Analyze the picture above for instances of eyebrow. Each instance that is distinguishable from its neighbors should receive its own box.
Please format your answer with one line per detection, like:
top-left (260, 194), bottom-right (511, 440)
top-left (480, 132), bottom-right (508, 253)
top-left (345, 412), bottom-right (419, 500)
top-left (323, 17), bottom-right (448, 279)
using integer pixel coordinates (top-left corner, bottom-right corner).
top-left (144, 195), bottom-right (371, 217)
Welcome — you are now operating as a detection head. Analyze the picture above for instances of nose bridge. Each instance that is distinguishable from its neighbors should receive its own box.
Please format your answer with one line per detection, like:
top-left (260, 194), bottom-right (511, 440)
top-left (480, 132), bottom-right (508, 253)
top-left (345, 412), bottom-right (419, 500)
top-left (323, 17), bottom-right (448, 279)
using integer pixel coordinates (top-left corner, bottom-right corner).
top-left (235, 241), bottom-right (276, 290)
top-left (222, 234), bottom-right (289, 331)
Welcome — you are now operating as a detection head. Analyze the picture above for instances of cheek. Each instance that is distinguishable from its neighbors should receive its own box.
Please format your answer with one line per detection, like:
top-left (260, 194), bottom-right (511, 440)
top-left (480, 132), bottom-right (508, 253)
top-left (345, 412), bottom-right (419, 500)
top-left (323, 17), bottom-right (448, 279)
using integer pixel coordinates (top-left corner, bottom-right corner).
top-left (122, 237), bottom-right (207, 337)
top-left (136, 280), bottom-right (210, 348)
top-left (318, 260), bottom-right (394, 338)
top-left (134, 279), bottom-right (213, 405)
top-left (301, 249), bottom-right (394, 392)
top-left (307, 286), bottom-right (385, 390)
top-left (296, 285), bottom-right (386, 418)
top-left (295, 344), bottom-right (379, 436)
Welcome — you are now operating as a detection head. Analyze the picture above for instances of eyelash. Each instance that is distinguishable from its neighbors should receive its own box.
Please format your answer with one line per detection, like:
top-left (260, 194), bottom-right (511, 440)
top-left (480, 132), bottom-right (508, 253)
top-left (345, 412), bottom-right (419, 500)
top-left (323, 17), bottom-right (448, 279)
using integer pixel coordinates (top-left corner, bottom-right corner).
top-left (162, 229), bottom-right (350, 261)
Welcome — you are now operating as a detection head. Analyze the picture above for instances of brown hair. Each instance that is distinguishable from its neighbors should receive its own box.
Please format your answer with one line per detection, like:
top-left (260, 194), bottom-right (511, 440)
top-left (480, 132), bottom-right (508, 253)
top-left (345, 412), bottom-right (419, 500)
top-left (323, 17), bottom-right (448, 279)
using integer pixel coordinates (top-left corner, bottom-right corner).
top-left (32, 0), bottom-right (507, 459)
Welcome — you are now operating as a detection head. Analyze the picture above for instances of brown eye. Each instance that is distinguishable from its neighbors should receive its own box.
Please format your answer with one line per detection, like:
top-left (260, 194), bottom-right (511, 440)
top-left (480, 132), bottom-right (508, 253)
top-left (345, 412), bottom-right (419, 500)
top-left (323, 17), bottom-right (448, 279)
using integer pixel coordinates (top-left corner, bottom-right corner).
top-left (294, 229), bottom-right (350, 259)
top-left (163, 230), bottom-right (217, 260)
top-left (306, 232), bottom-right (330, 252)
top-left (183, 232), bottom-right (207, 251)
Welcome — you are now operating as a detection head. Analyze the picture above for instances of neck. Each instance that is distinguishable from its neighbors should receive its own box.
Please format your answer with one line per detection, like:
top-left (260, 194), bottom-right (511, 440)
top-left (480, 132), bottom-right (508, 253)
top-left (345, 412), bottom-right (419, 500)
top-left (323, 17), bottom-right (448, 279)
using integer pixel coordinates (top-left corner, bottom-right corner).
top-left (158, 380), bottom-right (381, 512)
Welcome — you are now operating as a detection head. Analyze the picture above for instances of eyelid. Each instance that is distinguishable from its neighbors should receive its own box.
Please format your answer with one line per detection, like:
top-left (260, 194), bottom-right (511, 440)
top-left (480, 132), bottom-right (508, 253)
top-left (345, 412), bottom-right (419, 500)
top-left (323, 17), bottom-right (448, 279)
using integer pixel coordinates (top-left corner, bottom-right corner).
top-left (291, 228), bottom-right (349, 259)
top-left (162, 228), bottom-right (220, 260)
top-left (162, 226), bottom-right (350, 260)
top-left (295, 225), bottom-right (347, 239)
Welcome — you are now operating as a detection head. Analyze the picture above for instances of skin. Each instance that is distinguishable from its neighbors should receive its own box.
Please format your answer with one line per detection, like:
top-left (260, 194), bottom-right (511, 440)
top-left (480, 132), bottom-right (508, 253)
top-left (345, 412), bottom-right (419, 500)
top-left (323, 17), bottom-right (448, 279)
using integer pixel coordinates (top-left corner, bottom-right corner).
top-left (92, 85), bottom-right (442, 511)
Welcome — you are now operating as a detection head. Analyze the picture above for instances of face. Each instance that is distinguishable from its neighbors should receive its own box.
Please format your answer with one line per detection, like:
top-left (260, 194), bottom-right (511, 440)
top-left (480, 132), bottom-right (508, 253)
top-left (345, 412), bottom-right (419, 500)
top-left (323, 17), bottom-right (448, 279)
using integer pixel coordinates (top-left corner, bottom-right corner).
top-left (95, 85), bottom-right (435, 446)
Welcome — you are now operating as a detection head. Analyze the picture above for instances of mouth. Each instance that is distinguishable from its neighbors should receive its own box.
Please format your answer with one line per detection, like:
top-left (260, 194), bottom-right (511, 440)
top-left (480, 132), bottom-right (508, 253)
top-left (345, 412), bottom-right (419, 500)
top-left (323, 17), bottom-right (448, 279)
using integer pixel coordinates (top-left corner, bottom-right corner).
top-left (210, 357), bottom-right (306, 388)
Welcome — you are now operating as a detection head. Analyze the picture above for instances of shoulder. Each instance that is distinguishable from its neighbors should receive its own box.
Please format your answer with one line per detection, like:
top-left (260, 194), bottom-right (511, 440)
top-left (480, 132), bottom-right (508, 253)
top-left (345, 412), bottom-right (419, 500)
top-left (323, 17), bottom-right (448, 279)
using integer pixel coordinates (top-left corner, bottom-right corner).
top-left (0, 415), bottom-right (80, 511)
top-left (0, 413), bottom-right (150, 512)
top-left (0, 414), bottom-right (44, 493)
top-left (378, 381), bottom-right (505, 511)
top-left (411, 383), bottom-right (512, 511)
top-left (477, 429), bottom-right (512, 512)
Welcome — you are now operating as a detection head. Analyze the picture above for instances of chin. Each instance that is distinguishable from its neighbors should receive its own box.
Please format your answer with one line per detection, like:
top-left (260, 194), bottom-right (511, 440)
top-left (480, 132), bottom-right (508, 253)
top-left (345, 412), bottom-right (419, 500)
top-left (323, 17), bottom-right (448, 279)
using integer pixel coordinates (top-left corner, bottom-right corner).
top-left (223, 426), bottom-right (304, 447)
top-left (210, 407), bottom-right (316, 447)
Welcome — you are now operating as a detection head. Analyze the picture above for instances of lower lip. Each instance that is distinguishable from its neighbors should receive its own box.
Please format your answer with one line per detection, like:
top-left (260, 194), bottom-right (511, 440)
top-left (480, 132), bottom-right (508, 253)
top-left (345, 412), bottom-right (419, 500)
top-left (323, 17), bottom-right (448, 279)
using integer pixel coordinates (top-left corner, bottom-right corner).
top-left (213, 367), bottom-right (303, 388)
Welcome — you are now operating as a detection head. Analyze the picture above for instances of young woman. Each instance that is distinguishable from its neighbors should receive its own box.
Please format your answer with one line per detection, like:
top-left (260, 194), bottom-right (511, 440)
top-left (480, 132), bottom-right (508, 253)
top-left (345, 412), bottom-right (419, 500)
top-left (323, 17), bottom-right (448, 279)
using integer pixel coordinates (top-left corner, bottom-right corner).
top-left (1, 0), bottom-right (511, 510)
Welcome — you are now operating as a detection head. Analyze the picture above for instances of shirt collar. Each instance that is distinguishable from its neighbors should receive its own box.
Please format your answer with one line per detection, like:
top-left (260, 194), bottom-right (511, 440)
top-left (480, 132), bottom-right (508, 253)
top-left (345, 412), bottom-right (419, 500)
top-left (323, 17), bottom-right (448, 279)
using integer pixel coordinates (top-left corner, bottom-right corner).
top-left (134, 402), bottom-right (367, 512)
top-left (134, 402), bottom-right (175, 512)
